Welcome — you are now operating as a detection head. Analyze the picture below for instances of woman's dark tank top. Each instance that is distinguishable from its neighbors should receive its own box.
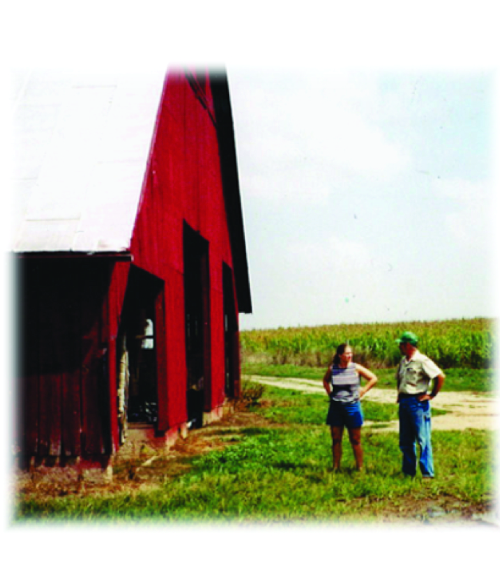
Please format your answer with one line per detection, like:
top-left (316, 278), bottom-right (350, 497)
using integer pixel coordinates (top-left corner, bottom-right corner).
top-left (330, 362), bottom-right (360, 403)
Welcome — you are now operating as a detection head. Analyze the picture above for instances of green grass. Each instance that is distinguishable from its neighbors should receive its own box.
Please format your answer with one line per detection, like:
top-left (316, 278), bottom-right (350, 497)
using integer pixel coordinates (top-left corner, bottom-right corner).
top-left (242, 363), bottom-right (496, 392)
top-left (16, 427), bottom-right (492, 523)
top-left (251, 382), bottom-right (397, 424)
top-left (15, 383), bottom-right (492, 523)
top-left (249, 382), bottom-right (447, 425)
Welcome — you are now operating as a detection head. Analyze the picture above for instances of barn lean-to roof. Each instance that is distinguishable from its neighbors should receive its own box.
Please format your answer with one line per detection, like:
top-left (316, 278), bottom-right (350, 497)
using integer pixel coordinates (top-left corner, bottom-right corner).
top-left (12, 69), bottom-right (165, 254)
top-left (12, 68), bottom-right (252, 313)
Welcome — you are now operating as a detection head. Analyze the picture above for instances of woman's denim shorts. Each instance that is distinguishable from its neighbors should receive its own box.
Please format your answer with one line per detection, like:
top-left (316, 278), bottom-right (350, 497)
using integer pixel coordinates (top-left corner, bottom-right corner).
top-left (326, 400), bottom-right (364, 429)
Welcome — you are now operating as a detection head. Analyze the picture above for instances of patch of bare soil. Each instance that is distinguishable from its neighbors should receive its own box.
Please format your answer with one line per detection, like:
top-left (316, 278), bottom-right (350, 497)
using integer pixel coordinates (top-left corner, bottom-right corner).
top-left (14, 408), bottom-right (275, 501)
top-left (354, 495), bottom-right (497, 526)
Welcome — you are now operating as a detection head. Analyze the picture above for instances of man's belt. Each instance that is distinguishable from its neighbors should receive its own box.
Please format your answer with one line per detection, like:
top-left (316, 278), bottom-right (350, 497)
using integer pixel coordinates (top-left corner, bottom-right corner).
top-left (398, 392), bottom-right (426, 399)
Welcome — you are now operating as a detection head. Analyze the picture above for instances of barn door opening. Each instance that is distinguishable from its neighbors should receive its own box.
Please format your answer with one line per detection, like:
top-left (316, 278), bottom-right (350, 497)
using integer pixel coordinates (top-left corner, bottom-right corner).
top-left (184, 224), bottom-right (210, 429)
top-left (223, 263), bottom-right (238, 398)
top-left (117, 266), bottom-right (163, 438)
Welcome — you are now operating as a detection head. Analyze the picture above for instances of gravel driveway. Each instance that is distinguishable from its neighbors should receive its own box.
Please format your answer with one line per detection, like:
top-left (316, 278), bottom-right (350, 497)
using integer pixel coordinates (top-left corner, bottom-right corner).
top-left (244, 375), bottom-right (498, 431)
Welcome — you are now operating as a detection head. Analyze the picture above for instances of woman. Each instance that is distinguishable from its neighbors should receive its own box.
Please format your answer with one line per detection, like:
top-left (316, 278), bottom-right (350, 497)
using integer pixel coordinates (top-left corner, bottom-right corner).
top-left (323, 344), bottom-right (377, 471)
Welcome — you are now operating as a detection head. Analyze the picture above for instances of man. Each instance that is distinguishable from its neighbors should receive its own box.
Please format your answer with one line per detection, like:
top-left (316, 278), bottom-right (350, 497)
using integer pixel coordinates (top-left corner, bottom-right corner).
top-left (395, 331), bottom-right (445, 478)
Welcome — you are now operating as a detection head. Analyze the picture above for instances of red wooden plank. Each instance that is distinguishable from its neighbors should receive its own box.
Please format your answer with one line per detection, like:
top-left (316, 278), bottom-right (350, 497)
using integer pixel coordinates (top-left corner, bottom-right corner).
top-left (233, 328), bottom-right (241, 398)
top-left (210, 288), bottom-right (225, 408)
top-left (164, 268), bottom-right (187, 427)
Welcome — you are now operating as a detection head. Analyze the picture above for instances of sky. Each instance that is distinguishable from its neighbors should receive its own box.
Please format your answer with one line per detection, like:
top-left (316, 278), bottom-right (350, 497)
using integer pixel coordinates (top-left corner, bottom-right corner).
top-left (1, 4), bottom-right (497, 336)
top-left (229, 68), bottom-right (496, 330)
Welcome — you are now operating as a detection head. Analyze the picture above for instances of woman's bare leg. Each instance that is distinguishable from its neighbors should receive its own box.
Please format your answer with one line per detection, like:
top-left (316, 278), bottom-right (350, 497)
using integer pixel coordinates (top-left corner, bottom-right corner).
top-left (348, 427), bottom-right (363, 471)
top-left (330, 426), bottom-right (344, 470)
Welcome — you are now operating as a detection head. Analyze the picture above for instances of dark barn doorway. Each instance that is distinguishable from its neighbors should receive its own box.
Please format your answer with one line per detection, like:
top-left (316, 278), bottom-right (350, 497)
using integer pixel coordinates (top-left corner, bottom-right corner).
top-left (117, 266), bottom-right (164, 440)
top-left (223, 263), bottom-right (238, 398)
top-left (184, 225), bottom-right (211, 429)
top-left (17, 257), bottom-right (114, 462)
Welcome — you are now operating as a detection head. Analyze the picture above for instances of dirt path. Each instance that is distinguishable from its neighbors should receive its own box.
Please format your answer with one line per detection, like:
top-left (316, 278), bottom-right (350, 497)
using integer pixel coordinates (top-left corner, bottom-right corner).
top-left (244, 375), bottom-right (498, 431)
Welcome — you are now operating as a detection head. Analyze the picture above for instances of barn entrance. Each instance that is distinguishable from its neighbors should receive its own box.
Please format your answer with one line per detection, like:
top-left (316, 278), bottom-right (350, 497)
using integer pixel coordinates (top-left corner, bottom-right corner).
top-left (223, 263), bottom-right (238, 398)
top-left (117, 266), bottom-right (163, 441)
top-left (184, 225), bottom-right (211, 429)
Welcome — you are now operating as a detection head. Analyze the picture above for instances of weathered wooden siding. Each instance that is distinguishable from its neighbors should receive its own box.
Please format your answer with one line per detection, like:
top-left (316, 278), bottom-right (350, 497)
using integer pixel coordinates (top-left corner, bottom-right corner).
top-left (130, 71), bottom-right (238, 432)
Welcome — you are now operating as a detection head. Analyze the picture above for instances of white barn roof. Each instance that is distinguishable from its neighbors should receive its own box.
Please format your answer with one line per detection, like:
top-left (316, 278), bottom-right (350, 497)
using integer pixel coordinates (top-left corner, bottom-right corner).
top-left (11, 69), bottom-right (166, 253)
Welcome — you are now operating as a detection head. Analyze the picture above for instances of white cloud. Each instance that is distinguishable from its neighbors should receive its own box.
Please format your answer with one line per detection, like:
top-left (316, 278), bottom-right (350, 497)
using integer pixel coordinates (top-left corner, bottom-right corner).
top-left (232, 71), bottom-right (412, 204)
top-left (287, 234), bottom-right (374, 296)
top-left (433, 178), bottom-right (493, 249)
top-left (234, 70), bottom-right (495, 329)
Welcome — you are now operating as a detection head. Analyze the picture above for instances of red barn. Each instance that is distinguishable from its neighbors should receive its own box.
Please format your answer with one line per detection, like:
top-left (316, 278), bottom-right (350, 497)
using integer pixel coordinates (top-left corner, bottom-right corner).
top-left (13, 68), bottom-right (252, 469)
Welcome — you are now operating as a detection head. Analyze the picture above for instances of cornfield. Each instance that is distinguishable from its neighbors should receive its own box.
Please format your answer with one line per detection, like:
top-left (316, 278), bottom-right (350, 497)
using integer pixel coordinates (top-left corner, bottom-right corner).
top-left (240, 318), bottom-right (496, 369)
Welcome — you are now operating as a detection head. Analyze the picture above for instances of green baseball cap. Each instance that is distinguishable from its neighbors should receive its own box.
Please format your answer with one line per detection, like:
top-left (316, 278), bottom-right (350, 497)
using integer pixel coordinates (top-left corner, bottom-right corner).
top-left (395, 331), bottom-right (419, 346)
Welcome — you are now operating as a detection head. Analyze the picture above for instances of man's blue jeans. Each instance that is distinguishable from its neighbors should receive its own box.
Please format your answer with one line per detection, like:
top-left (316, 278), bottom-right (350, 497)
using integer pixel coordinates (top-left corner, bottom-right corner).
top-left (398, 396), bottom-right (434, 477)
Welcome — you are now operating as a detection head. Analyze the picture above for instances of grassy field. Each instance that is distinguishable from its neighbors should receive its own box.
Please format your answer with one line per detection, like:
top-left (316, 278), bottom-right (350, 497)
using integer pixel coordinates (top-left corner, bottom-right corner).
top-left (241, 363), bottom-right (496, 392)
top-left (15, 382), bottom-right (494, 524)
top-left (241, 318), bottom-right (495, 369)
top-left (248, 381), bottom-right (449, 425)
